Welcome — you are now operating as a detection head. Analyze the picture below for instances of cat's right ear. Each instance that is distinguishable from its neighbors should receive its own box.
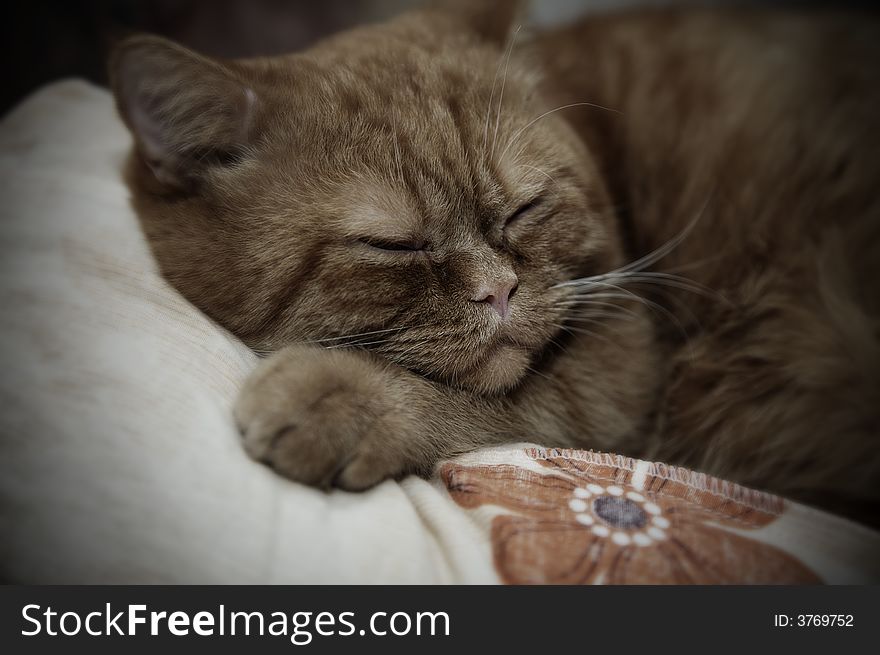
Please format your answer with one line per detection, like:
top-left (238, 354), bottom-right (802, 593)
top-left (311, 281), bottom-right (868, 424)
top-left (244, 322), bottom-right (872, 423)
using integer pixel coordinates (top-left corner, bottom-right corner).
top-left (109, 35), bottom-right (258, 191)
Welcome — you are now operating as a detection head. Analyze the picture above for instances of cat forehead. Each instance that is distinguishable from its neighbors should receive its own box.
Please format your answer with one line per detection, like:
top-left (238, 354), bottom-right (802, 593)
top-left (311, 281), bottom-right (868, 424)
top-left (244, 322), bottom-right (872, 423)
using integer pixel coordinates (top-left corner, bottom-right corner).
top-left (336, 183), bottom-right (422, 237)
top-left (331, 152), bottom-right (549, 237)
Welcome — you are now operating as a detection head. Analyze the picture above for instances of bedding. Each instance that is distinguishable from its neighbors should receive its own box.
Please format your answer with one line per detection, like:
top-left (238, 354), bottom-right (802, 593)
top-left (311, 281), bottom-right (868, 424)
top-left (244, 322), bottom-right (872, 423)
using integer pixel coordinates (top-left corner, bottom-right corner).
top-left (1, 80), bottom-right (877, 584)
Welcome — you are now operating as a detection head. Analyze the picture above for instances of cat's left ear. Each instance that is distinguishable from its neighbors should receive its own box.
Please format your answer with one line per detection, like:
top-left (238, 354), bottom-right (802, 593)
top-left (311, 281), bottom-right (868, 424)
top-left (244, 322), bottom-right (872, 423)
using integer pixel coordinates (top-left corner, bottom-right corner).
top-left (109, 35), bottom-right (259, 191)
top-left (432, 0), bottom-right (523, 45)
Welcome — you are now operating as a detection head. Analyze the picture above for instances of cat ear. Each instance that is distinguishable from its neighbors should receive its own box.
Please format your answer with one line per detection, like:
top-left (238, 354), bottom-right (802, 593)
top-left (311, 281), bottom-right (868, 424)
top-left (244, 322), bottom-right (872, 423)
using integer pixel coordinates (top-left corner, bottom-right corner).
top-left (110, 35), bottom-right (258, 190)
top-left (434, 0), bottom-right (523, 45)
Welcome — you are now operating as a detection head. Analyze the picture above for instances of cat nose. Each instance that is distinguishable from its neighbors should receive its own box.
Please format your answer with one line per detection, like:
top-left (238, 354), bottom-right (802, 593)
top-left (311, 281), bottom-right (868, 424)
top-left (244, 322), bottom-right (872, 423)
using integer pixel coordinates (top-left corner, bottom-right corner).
top-left (471, 278), bottom-right (518, 319)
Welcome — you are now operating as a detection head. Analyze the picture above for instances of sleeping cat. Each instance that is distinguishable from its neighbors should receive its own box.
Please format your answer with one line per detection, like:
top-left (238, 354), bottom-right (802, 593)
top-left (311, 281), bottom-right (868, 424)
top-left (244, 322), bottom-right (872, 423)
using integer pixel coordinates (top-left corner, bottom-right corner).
top-left (109, 1), bottom-right (880, 525)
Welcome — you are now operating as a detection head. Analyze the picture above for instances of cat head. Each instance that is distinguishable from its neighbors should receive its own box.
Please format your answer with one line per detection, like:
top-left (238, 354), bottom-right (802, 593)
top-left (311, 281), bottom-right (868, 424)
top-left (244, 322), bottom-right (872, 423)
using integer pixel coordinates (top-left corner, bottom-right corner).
top-left (111, 0), bottom-right (627, 395)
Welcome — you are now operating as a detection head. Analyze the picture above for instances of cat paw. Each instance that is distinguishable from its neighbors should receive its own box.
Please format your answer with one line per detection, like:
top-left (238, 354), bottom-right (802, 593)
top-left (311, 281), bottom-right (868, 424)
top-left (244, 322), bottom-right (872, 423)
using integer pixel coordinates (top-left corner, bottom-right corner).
top-left (233, 345), bottom-right (415, 490)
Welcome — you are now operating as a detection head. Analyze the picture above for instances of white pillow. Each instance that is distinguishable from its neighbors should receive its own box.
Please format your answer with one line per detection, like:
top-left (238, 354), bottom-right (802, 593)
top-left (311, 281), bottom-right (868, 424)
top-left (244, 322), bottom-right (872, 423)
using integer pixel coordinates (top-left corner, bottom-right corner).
top-left (0, 80), bottom-right (493, 583)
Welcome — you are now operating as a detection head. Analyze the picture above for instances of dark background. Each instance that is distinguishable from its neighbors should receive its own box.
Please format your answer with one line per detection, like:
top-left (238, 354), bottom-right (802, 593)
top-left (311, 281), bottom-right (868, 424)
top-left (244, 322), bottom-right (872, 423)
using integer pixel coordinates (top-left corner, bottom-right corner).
top-left (2, 0), bottom-right (412, 116)
top-left (2, 0), bottom-right (869, 117)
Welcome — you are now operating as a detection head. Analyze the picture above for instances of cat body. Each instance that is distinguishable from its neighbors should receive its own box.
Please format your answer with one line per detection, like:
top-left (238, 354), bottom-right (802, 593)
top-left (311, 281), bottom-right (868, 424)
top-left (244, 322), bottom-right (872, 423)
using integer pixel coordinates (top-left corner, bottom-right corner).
top-left (110, 2), bottom-right (880, 524)
top-left (534, 8), bottom-right (880, 520)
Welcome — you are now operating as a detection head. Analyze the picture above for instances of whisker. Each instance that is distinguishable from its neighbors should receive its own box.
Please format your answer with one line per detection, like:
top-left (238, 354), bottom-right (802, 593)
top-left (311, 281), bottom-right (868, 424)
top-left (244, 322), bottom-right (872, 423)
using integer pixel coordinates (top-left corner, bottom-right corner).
top-left (583, 281), bottom-right (712, 330)
top-left (519, 163), bottom-right (557, 185)
top-left (491, 25), bottom-right (522, 159)
top-left (561, 272), bottom-right (719, 333)
top-left (554, 195), bottom-right (713, 289)
top-left (565, 314), bottom-right (627, 328)
top-left (323, 338), bottom-right (395, 350)
top-left (390, 110), bottom-right (405, 185)
top-left (525, 364), bottom-right (556, 385)
top-left (566, 311), bottom-right (637, 325)
top-left (602, 272), bottom-right (726, 303)
top-left (546, 334), bottom-right (571, 356)
top-left (663, 253), bottom-right (725, 275)
top-left (576, 281), bottom-right (691, 342)
top-left (305, 323), bottom-right (435, 344)
top-left (483, 27), bottom-right (517, 158)
top-left (500, 101), bottom-right (621, 163)
top-left (551, 322), bottom-right (624, 351)
top-left (556, 297), bottom-right (641, 319)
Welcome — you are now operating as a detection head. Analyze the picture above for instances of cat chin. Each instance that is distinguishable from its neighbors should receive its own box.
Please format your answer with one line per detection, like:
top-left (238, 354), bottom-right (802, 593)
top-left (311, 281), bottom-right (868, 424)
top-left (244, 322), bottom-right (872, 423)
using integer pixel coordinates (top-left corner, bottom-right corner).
top-left (453, 343), bottom-right (531, 396)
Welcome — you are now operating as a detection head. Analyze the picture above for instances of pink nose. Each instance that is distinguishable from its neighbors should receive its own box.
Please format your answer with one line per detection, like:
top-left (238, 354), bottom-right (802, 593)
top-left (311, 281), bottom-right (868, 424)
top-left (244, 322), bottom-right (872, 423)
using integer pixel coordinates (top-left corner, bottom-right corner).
top-left (472, 280), bottom-right (518, 319)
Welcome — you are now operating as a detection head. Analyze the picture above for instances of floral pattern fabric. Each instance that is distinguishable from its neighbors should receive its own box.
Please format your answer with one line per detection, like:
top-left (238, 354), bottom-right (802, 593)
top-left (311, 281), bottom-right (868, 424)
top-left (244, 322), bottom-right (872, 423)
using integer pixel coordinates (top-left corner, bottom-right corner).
top-left (441, 448), bottom-right (823, 584)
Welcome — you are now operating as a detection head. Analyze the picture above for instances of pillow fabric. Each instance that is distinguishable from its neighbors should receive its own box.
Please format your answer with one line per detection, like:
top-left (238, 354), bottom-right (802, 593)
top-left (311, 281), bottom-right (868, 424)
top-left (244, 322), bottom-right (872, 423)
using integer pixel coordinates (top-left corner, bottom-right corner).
top-left (1, 80), bottom-right (877, 584)
top-left (0, 80), bottom-right (484, 583)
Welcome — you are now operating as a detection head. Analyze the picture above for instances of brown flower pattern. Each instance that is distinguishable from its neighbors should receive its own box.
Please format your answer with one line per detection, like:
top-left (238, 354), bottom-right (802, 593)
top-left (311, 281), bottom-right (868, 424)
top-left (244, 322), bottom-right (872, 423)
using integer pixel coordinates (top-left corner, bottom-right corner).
top-left (441, 448), bottom-right (821, 584)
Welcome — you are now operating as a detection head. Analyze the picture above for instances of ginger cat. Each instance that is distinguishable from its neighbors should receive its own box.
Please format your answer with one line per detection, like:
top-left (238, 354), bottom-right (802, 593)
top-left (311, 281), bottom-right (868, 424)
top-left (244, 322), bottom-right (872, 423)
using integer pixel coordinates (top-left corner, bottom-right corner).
top-left (110, 1), bottom-right (880, 525)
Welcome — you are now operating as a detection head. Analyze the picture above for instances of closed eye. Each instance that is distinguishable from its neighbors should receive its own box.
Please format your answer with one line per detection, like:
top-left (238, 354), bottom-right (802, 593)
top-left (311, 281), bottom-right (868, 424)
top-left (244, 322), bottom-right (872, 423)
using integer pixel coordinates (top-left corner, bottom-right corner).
top-left (504, 197), bottom-right (544, 228)
top-left (357, 236), bottom-right (426, 253)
